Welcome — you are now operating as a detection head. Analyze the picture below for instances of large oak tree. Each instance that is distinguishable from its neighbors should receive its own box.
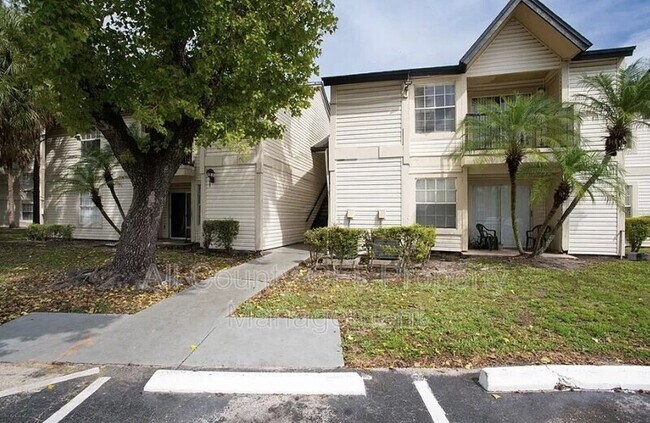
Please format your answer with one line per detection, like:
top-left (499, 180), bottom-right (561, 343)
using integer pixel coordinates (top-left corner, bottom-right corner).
top-left (16, 0), bottom-right (336, 287)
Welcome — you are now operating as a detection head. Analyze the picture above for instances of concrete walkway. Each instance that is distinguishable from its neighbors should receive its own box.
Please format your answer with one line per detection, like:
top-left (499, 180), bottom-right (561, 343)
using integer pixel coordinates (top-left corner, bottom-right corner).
top-left (0, 245), bottom-right (344, 369)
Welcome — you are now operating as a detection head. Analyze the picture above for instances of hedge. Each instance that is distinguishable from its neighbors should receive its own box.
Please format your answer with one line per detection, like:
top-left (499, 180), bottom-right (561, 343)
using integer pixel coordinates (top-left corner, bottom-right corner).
top-left (26, 224), bottom-right (73, 241)
top-left (203, 219), bottom-right (239, 253)
top-left (626, 216), bottom-right (650, 253)
top-left (365, 225), bottom-right (436, 272)
top-left (304, 225), bottom-right (437, 272)
top-left (304, 226), bottom-right (364, 262)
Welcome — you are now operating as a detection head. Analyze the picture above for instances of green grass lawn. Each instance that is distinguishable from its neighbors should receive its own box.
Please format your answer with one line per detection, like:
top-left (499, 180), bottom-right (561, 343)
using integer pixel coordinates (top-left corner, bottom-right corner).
top-left (0, 238), bottom-right (245, 324)
top-left (236, 258), bottom-right (650, 368)
top-left (0, 227), bottom-right (28, 241)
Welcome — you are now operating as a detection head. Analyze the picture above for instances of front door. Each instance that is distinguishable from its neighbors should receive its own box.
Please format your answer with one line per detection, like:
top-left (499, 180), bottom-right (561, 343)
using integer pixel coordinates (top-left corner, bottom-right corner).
top-left (471, 185), bottom-right (530, 248)
top-left (170, 192), bottom-right (191, 239)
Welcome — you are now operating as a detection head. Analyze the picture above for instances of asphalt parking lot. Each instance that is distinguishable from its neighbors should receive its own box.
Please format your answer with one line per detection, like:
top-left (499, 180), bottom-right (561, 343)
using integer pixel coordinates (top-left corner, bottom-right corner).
top-left (0, 364), bottom-right (648, 422)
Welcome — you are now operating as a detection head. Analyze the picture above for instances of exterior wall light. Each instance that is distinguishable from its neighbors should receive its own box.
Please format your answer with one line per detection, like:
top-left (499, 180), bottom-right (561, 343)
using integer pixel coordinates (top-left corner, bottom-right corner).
top-left (206, 168), bottom-right (215, 184)
top-left (402, 80), bottom-right (412, 98)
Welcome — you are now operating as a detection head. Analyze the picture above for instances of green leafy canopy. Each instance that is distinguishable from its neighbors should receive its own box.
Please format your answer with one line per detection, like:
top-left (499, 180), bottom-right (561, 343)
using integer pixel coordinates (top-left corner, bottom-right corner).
top-left (15, 0), bottom-right (337, 152)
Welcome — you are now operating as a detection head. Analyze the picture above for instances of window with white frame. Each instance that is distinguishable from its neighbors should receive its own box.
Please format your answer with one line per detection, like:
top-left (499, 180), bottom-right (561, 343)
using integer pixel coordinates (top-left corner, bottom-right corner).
top-left (625, 185), bottom-right (632, 217)
top-left (22, 202), bottom-right (34, 221)
top-left (415, 85), bottom-right (456, 133)
top-left (416, 178), bottom-right (457, 228)
top-left (80, 131), bottom-right (101, 157)
top-left (79, 192), bottom-right (101, 226)
top-left (21, 172), bottom-right (34, 221)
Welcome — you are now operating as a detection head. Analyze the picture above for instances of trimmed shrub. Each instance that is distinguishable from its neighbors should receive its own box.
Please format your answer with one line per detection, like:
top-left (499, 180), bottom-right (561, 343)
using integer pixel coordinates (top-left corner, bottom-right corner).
top-left (626, 216), bottom-right (650, 253)
top-left (203, 219), bottom-right (240, 253)
top-left (304, 226), bottom-right (364, 265)
top-left (366, 225), bottom-right (436, 272)
top-left (26, 224), bottom-right (73, 241)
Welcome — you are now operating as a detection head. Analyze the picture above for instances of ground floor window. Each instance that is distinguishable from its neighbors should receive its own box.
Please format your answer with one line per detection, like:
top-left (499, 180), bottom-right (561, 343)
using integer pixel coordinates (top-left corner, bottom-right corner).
top-left (21, 202), bottom-right (33, 221)
top-left (415, 178), bottom-right (457, 228)
top-left (79, 192), bottom-right (101, 226)
top-left (625, 185), bottom-right (632, 217)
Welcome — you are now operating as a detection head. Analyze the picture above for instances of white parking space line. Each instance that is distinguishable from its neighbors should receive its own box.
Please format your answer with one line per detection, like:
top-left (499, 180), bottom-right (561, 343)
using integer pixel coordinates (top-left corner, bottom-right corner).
top-left (144, 370), bottom-right (367, 396)
top-left (43, 377), bottom-right (110, 423)
top-left (0, 367), bottom-right (100, 398)
top-left (414, 380), bottom-right (450, 423)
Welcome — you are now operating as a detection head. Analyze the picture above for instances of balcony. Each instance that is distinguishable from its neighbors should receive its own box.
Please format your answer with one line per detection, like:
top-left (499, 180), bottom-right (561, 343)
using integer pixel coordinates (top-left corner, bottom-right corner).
top-left (464, 113), bottom-right (551, 150)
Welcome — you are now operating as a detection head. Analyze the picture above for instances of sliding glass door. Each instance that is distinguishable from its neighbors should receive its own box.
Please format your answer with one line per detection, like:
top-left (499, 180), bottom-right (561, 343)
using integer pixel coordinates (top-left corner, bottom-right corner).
top-left (471, 185), bottom-right (530, 248)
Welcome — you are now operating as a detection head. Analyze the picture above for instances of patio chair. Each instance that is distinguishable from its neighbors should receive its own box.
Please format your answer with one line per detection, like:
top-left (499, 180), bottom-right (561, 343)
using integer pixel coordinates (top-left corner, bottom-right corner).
top-left (525, 225), bottom-right (551, 251)
top-left (476, 224), bottom-right (499, 251)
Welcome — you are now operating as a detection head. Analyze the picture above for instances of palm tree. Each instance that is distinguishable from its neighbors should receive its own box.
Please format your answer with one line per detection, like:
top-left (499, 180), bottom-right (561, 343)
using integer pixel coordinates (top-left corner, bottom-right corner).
top-left (86, 145), bottom-right (126, 220)
top-left (524, 60), bottom-right (650, 255)
top-left (58, 159), bottom-right (122, 235)
top-left (0, 6), bottom-right (46, 228)
top-left (455, 93), bottom-right (577, 254)
top-left (522, 144), bottom-right (623, 255)
top-left (569, 60), bottom-right (650, 199)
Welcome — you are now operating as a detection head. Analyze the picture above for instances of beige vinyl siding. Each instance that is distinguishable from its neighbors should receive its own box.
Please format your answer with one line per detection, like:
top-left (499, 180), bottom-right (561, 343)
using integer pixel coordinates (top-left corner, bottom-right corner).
top-left (569, 59), bottom-right (619, 151)
top-left (335, 82), bottom-right (402, 147)
top-left (410, 135), bottom-right (460, 158)
top-left (44, 128), bottom-right (132, 240)
top-left (433, 233), bottom-right (462, 252)
top-left (467, 19), bottom-right (560, 77)
top-left (203, 165), bottom-right (257, 250)
top-left (568, 190), bottom-right (619, 256)
top-left (626, 175), bottom-right (650, 216)
top-left (626, 174), bottom-right (650, 248)
top-left (565, 58), bottom-right (622, 255)
top-left (0, 170), bottom-right (26, 227)
top-left (262, 160), bottom-right (326, 249)
top-left (625, 125), bottom-right (650, 168)
top-left (261, 91), bottom-right (330, 250)
top-left (335, 158), bottom-right (401, 229)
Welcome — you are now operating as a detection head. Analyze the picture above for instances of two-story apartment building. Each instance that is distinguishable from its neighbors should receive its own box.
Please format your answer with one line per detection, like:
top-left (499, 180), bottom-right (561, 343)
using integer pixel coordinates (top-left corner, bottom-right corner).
top-left (41, 84), bottom-right (330, 251)
top-left (322, 0), bottom-right (647, 256)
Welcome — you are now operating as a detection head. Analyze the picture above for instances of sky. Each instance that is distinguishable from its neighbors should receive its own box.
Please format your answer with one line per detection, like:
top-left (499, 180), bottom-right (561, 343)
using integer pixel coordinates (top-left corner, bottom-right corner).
top-left (316, 0), bottom-right (650, 79)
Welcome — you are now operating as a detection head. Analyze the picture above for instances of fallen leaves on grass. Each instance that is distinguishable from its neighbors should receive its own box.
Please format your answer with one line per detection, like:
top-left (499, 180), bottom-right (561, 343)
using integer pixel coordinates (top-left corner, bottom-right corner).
top-left (0, 242), bottom-right (245, 325)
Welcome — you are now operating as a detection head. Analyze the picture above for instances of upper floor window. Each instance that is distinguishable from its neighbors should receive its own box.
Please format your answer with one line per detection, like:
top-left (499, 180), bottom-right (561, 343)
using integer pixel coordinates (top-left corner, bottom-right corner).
top-left (21, 172), bottom-right (33, 192)
top-left (415, 85), bottom-right (456, 133)
top-left (80, 131), bottom-right (101, 158)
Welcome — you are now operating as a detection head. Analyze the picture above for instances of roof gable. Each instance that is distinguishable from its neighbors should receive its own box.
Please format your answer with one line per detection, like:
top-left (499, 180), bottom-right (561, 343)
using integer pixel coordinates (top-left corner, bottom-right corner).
top-left (461, 0), bottom-right (591, 66)
top-left (467, 18), bottom-right (561, 77)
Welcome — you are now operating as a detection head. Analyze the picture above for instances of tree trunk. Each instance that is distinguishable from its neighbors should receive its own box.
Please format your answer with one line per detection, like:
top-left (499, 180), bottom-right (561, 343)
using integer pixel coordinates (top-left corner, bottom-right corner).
top-left (506, 171), bottom-right (524, 254)
top-left (104, 169), bottom-right (125, 220)
top-left (33, 145), bottom-right (40, 224)
top-left (91, 191), bottom-right (121, 235)
top-left (92, 158), bottom-right (180, 288)
top-left (6, 169), bottom-right (17, 228)
top-left (537, 155), bottom-right (613, 254)
top-left (531, 203), bottom-right (560, 256)
top-left (531, 181), bottom-right (572, 256)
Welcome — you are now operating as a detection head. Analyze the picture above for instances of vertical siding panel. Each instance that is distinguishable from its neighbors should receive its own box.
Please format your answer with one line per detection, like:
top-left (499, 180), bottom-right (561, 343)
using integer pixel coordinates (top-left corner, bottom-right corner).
top-left (467, 19), bottom-right (560, 77)
top-left (567, 59), bottom-right (621, 255)
top-left (261, 89), bottom-right (330, 250)
top-left (335, 158), bottom-right (402, 229)
top-left (335, 82), bottom-right (402, 147)
top-left (568, 190), bottom-right (619, 256)
top-left (203, 165), bottom-right (256, 250)
top-left (44, 130), bottom-right (133, 240)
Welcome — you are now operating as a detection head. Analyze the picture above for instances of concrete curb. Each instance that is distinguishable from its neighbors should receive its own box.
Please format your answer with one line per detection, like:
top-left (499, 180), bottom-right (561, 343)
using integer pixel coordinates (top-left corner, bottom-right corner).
top-left (478, 365), bottom-right (650, 393)
top-left (143, 370), bottom-right (367, 396)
